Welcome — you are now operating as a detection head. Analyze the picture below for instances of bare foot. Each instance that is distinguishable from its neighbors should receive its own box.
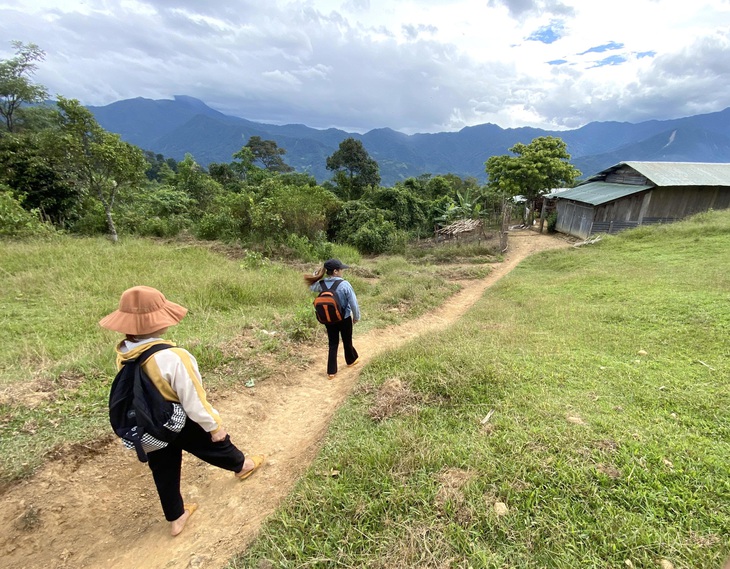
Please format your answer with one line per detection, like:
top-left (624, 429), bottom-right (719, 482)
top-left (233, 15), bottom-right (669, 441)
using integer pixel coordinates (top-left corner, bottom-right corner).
top-left (170, 503), bottom-right (198, 536)
top-left (235, 455), bottom-right (265, 480)
top-left (237, 456), bottom-right (256, 478)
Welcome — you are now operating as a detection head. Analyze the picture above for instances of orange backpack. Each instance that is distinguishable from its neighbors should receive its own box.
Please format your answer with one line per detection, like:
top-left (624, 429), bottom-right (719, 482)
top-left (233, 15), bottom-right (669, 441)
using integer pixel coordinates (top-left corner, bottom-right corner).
top-left (313, 280), bottom-right (345, 324)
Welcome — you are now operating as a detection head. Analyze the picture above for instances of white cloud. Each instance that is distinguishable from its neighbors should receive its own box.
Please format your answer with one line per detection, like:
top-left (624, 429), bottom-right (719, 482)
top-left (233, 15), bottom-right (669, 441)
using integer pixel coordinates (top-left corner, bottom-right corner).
top-left (0, 0), bottom-right (729, 133)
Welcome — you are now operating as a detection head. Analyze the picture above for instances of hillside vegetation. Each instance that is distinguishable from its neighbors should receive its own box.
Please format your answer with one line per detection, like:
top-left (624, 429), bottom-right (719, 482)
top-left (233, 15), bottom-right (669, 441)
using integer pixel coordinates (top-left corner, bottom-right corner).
top-left (233, 210), bottom-right (730, 569)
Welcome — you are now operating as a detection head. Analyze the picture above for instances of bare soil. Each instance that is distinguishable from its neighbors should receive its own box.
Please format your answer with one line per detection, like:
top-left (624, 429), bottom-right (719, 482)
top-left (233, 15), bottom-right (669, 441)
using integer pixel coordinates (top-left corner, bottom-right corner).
top-left (0, 230), bottom-right (572, 569)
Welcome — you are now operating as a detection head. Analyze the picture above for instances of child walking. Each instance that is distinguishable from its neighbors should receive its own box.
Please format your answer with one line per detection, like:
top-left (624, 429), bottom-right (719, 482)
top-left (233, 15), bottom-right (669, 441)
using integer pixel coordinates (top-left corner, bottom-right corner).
top-left (99, 285), bottom-right (264, 536)
top-left (304, 259), bottom-right (361, 379)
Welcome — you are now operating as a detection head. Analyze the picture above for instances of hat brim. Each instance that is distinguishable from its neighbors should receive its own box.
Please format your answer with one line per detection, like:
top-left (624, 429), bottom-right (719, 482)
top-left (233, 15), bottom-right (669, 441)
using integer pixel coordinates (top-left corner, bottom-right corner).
top-left (99, 300), bottom-right (188, 335)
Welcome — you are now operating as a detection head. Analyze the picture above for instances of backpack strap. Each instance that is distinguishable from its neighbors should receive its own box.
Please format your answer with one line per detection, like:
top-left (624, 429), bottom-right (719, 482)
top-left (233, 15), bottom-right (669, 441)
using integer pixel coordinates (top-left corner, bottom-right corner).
top-left (123, 343), bottom-right (172, 462)
top-left (135, 343), bottom-right (172, 364)
top-left (320, 279), bottom-right (343, 293)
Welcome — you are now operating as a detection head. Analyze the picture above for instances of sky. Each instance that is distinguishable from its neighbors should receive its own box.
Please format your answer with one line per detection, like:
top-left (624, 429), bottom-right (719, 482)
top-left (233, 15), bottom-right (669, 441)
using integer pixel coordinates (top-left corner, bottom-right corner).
top-left (2, 0), bottom-right (730, 134)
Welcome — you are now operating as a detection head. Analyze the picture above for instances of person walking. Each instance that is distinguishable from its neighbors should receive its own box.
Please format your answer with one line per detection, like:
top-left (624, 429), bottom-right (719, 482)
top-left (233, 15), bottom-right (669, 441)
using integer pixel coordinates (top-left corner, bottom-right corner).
top-left (99, 285), bottom-right (265, 536)
top-left (305, 259), bottom-right (361, 379)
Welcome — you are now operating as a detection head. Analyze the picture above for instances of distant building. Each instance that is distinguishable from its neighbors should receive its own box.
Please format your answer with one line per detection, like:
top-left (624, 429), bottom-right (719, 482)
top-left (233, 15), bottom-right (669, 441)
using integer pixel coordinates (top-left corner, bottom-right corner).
top-left (554, 162), bottom-right (730, 239)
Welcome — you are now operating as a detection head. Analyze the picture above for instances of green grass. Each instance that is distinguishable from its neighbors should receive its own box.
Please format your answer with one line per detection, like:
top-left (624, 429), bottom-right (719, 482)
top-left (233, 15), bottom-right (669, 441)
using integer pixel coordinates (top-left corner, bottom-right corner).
top-left (233, 210), bottom-right (730, 569)
top-left (0, 236), bottom-right (468, 482)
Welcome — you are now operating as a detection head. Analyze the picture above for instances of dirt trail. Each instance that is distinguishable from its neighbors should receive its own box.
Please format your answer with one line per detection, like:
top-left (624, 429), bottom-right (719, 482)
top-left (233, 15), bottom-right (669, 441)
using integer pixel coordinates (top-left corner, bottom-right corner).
top-left (0, 230), bottom-right (572, 569)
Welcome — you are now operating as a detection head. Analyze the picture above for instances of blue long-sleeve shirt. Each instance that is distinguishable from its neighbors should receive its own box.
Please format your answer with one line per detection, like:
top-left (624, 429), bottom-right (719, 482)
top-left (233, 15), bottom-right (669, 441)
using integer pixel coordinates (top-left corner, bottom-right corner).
top-left (310, 277), bottom-right (361, 322)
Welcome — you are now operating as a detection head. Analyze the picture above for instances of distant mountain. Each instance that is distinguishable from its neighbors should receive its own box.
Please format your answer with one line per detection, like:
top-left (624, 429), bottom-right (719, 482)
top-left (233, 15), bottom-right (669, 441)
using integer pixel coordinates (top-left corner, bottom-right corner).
top-left (87, 96), bottom-right (730, 186)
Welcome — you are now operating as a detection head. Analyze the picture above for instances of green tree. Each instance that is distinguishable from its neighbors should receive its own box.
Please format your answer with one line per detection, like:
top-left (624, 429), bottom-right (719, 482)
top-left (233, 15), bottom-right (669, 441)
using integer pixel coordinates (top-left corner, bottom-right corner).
top-left (0, 41), bottom-right (48, 133)
top-left (326, 137), bottom-right (380, 201)
top-left (485, 136), bottom-right (580, 224)
top-left (174, 153), bottom-right (223, 212)
top-left (53, 96), bottom-right (147, 242)
top-left (0, 132), bottom-right (80, 225)
top-left (250, 178), bottom-right (340, 242)
top-left (363, 185), bottom-right (428, 235)
top-left (245, 136), bottom-right (294, 173)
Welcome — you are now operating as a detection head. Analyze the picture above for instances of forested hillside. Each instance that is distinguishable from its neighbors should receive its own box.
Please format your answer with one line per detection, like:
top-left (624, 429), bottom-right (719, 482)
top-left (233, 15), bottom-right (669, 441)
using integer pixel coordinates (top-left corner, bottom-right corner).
top-left (89, 95), bottom-right (730, 185)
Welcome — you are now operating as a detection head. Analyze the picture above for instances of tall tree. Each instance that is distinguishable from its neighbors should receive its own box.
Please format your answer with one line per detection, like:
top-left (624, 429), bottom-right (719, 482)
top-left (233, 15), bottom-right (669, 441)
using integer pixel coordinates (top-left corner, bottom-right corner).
top-left (174, 153), bottom-right (222, 211)
top-left (0, 133), bottom-right (80, 225)
top-left (231, 145), bottom-right (256, 181)
top-left (53, 97), bottom-right (147, 242)
top-left (325, 137), bottom-right (380, 201)
top-left (0, 41), bottom-right (48, 133)
top-left (485, 136), bottom-right (580, 224)
top-left (244, 136), bottom-right (293, 173)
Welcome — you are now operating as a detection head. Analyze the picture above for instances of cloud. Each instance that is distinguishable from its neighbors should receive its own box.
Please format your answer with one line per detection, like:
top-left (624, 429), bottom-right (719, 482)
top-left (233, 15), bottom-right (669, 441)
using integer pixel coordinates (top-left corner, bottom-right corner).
top-left (1, 0), bottom-right (730, 135)
top-left (525, 28), bottom-right (730, 128)
top-left (487, 0), bottom-right (575, 18)
top-left (402, 23), bottom-right (439, 40)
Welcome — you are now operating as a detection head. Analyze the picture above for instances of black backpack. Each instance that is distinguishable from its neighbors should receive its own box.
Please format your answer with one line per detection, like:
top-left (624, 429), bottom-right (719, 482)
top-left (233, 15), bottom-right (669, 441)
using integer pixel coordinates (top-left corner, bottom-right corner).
top-left (313, 279), bottom-right (345, 324)
top-left (108, 343), bottom-right (186, 462)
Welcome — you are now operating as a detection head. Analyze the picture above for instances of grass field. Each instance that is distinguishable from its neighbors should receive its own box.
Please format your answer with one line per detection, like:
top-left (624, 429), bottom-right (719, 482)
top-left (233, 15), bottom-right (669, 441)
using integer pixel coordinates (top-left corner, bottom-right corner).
top-left (232, 210), bottom-right (730, 569)
top-left (0, 236), bottom-right (491, 482)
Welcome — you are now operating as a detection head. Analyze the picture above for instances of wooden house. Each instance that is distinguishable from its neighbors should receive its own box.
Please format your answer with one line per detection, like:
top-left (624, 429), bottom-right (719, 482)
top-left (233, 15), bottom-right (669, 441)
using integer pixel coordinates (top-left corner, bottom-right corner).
top-left (554, 162), bottom-right (730, 239)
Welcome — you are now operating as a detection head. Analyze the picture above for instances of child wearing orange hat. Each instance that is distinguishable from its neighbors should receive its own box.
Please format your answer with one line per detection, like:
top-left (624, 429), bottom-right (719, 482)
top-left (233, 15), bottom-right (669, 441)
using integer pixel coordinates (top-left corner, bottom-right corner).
top-left (100, 285), bottom-right (264, 536)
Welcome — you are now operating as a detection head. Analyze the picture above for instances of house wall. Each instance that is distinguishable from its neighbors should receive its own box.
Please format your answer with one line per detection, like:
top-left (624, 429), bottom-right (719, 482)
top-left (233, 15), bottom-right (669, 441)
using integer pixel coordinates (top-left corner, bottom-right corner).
top-left (555, 201), bottom-right (594, 239)
top-left (593, 191), bottom-right (650, 223)
top-left (644, 186), bottom-right (730, 219)
top-left (604, 166), bottom-right (650, 186)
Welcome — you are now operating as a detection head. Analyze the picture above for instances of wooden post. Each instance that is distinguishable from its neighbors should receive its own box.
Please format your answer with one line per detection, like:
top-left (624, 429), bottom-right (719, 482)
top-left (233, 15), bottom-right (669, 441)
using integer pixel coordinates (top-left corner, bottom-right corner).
top-left (538, 197), bottom-right (548, 234)
top-left (500, 198), bottom-right (509, 253)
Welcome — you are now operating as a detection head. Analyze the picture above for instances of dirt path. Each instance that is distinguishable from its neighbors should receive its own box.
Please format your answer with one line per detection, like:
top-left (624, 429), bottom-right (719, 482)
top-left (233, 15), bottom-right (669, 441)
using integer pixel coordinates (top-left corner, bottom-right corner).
top-left (0, 230), bottom-right (571, 569)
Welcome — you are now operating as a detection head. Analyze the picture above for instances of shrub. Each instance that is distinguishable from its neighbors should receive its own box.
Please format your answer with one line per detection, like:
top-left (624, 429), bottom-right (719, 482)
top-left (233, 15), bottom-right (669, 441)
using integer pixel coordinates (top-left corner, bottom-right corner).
top-left (282, 304), bottom-right (318, 342)
top-left (0, 189), bottom-right (54, 237)
top-left (196, 212), bottom-right (239, 241)
top-left (546, 211), bottom-right (558, 233)
top-left (349, 218), bottom-right (396, 254)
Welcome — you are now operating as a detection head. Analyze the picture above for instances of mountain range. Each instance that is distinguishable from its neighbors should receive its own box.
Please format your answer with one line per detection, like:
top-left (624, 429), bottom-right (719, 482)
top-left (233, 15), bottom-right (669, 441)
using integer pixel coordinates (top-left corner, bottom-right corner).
top-left (87, 95), bottom-right (730, 187)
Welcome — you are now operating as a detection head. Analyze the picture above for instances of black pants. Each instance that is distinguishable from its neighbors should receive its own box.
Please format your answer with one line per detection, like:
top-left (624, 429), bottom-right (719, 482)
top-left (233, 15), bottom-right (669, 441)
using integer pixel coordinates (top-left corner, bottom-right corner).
top-left (325, 316), bottom-right (359, 375)
top-left (147, 420), bottom-right (245, 521)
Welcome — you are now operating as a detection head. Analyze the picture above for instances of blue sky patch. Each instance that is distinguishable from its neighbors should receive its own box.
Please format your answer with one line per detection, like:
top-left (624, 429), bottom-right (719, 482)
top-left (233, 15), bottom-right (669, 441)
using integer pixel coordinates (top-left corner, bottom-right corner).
top-left (590, 54), bottom-right (628, 68)
top-left (637, 50), bottom-right (656, 59)
top-left (580, 41), bottom-right (624, 55)
top-left (527, 20), bottom-right (565, 44)
top-left (548, 59), bottom-right (568, 65)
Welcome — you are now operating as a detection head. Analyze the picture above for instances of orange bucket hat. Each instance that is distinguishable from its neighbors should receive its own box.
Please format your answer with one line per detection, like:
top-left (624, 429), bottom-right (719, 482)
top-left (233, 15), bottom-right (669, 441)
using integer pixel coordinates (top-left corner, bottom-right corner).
top-left (99, 286), bottom-right (188, 335)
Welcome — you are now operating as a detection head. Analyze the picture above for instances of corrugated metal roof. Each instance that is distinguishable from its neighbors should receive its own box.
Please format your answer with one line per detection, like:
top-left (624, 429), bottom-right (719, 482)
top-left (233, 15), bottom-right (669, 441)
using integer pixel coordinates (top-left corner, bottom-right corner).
top-left (555, 181), bottom-right (652, 206)
top-left (589, 161), bottom-right (730, 186)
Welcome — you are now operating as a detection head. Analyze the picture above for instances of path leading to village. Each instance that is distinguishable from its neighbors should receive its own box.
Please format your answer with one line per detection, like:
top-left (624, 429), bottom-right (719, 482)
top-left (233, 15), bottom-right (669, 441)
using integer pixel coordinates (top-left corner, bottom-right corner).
top-left (0, 230), bottom-right (572, 569)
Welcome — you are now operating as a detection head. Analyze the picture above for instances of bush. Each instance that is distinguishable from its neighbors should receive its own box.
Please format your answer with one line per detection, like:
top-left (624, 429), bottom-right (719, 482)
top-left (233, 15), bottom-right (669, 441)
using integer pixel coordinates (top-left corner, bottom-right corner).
top-left (282, 304), bottom-right (319, 342)
top-left (196, 212), bottom-right (239, 241)
top-left (546, 211), bottom-right (558, 233)
top-left (348, 218), bottom-right (396, 254)
top-left (250, 181), bottom-right (340, 242)
top-left (136, 215), bottom-right (190, 238)
top-left (0, 189), bottom-right (54, 237)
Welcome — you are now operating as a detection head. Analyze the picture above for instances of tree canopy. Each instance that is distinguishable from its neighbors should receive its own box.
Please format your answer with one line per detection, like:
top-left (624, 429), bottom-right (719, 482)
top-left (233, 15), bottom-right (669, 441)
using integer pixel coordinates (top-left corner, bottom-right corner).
top-left (485, 136), bottom-right (580, 200)
top-left (53, 96), bottom-right (148, 241)
top-left (485, 136), bottom-right (580, 223)
top-left (245, 136), bottom-right (294, 173)
top-left (325, 137), bottom-right (381, 201)
top-left (0, 41), bottom-right (48, 133)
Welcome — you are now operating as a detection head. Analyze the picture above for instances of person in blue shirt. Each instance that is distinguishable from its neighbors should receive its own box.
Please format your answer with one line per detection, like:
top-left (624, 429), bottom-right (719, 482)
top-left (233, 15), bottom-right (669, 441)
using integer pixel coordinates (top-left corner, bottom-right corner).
top-left (304, 258), bottom-right (361, 379)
